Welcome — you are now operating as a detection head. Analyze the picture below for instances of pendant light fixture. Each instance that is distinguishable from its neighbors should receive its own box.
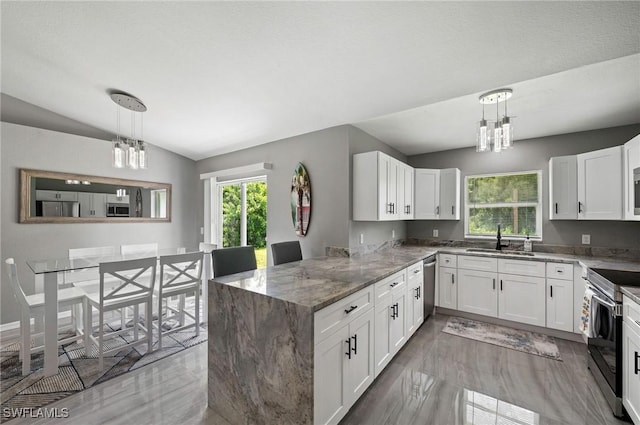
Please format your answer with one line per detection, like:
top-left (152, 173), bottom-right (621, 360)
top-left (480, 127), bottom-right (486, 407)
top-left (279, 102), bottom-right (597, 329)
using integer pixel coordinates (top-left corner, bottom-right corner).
top-left (476, 88), bottom-right (514, 153)
top-left (111, 92), bottom-right (148, 169)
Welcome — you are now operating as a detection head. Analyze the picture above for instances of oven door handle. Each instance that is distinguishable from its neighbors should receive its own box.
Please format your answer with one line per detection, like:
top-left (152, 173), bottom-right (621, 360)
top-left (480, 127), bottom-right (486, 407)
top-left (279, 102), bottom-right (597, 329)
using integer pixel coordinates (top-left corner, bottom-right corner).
top-left (591, 294), bottom-right (616, 310)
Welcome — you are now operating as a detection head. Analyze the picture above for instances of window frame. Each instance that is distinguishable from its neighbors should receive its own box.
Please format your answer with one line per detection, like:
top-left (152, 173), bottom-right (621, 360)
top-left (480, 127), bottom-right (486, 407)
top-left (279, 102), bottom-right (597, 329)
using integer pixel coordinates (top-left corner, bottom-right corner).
top-left (464, 170), bottom-right (543, 241)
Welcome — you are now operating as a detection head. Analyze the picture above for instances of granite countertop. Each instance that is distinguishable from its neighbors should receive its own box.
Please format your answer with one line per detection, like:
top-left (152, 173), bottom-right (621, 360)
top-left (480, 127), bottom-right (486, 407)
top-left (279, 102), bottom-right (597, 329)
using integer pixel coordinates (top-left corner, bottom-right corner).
top-left (622, 287), bottom-right (640, 305)
top-left (211, 246), bottom-right (437, 311)
top-left (211, 245), bottom-right (640, 312)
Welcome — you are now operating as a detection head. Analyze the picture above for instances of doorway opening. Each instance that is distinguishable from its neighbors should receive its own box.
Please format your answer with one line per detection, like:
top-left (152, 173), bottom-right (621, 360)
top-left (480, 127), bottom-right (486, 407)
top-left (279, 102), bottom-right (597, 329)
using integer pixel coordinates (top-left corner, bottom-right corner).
top-left (217, 177), bottom-right (267, 268)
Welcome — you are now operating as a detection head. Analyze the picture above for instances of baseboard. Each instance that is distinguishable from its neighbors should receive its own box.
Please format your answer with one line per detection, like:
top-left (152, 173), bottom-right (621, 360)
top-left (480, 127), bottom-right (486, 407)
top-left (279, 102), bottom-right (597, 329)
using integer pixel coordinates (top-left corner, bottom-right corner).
top-left (435, 307), bottom-right (585, 343)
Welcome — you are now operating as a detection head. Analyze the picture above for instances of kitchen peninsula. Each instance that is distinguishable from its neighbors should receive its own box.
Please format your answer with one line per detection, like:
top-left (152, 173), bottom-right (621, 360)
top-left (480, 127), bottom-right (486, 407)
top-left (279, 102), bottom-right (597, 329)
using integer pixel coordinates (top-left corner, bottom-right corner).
top-left (207, 246), bottom-right (435, 425)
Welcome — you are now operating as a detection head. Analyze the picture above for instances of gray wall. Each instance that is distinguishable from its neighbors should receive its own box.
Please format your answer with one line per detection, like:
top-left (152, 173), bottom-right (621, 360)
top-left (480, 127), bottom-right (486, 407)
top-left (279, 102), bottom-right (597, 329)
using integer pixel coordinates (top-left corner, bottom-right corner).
top-left (348, 126), bottom-right (408, 252)
top-left (196, 126), bottom-right (351, 263)
top-left (407, 124), bottom-right (640, 249)
top-left (1, 122), bottom-right (198, 325)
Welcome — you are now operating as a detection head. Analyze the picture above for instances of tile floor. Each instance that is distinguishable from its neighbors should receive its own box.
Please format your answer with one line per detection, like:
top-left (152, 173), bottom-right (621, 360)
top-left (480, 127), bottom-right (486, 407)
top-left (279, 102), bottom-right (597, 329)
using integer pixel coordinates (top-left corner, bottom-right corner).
top-left (3, 313), bottom-right (630, 425)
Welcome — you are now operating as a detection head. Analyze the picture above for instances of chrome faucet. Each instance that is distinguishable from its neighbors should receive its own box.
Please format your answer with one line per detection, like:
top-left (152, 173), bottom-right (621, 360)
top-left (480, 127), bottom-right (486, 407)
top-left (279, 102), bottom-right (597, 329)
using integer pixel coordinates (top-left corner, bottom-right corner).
top-left (495, 224), bottom-right (509, 251)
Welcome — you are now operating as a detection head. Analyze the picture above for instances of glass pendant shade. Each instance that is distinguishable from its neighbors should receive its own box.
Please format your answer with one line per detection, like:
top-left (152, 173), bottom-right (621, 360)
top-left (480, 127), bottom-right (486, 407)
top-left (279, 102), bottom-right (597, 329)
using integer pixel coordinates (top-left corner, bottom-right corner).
top-left (126, 139), bottom-right (139, 169)
top-left (501, 116), bottom-right (513, 149)
top-left (493, 123), bottom-right (503, 152)
top-left (138, 141), bottom-right (148, 169)
top-left (477, 119), bottom-right (489, 152)
top-left (112, 140), bottom-right (125, 168)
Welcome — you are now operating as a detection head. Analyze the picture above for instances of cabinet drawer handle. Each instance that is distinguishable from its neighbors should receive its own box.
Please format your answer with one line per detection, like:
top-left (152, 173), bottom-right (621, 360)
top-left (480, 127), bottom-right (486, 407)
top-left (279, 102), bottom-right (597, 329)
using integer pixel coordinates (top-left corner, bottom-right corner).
top-left (390, 282), bottom-right (399, 288)
top-left (344, 305), bottom-right (357, 314)
top-left (635, 319), bottom-right (640, 327)
top-left (352, 334), bottom-right (357, 355)
top-left (413, 269), bottom-right (420, 274)
top-left (345, 339), bottom-right (352, 359)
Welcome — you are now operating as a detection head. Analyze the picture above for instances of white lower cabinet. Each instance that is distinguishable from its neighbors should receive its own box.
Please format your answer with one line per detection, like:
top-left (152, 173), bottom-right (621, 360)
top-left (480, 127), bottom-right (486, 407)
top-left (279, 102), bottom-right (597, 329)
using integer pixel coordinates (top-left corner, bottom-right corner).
top-left (438, 266), bottom-right (457, 309)
top-left (623, 296), bottom-right (640, 425)
top-left (406, 261), bottom-right (424, 337)
top-left (458, 269), bottom-right (498, 317)
top-left (546, 262), bottom-right (574, 332)
top-left (374, 270), bottom-right (408, 377)
top-left (498, 273), bottom-right (546, 326)
top-left (314, 304), bottom-right (374, 425)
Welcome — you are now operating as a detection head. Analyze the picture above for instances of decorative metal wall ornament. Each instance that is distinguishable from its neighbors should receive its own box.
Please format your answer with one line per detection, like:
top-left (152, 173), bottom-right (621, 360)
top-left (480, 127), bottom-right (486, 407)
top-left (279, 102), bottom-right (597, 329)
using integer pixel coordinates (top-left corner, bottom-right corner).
top-left (135, 188), bottom-right (143, 217)
top-left (291, 163), bottom-right (311, 236)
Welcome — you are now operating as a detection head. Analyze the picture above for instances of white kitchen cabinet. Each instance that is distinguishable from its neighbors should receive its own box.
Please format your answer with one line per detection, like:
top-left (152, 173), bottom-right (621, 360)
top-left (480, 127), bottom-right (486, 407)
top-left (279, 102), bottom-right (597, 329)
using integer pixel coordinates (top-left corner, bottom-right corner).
top-left (549, 155), bottom-right (578, 220)
top-left (414, 168), bottom-right (461, 220)
top-left (406, 261), bottom-right (424, 337)
top-left (353, 151), bottom-right (414, 221)
top-left (374, 270), bottom-right (407, 376)
top-left (498, 273), bottom-right (546, 326)
top-left (546, 262), bottom-right (574, 332)
top-left (458, 269), bottom-right (498, 317)
top-left (624, 134), bottom-right (640, 221)
top-left (414, 169), bottom-right (440, 219)
top-left (438, 266), bottom-right (457, 310)
top-left (78, 192), bottom-right (107, 217)
top-left (398, 163), bottom-right (414, 219)
top-left (438, 168), bottom-right (461, 220)
top-left (314, 293), bottom-right (375, 425)
top-left (577, 145), bottom-right (623, 220)
top-left (35, 189), bottom-right (78, 202)
top-left (623, 296), bottom-right (640, 425)
top-left (546, 278), bottom-right (573, 332)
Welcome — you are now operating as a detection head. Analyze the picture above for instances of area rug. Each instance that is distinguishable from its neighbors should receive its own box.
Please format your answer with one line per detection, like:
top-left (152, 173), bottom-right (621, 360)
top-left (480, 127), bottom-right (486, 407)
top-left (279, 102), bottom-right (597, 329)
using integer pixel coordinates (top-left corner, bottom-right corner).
top-left (0, 320), bottom-right (206, 423)
top-left (442, 317), bottom-right (562, 361)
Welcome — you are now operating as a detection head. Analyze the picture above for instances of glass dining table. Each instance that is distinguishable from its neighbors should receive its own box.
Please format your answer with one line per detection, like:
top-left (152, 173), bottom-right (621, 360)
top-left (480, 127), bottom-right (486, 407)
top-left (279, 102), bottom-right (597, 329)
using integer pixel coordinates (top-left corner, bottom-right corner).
top-left (26, 247), bottom-right (200, 377)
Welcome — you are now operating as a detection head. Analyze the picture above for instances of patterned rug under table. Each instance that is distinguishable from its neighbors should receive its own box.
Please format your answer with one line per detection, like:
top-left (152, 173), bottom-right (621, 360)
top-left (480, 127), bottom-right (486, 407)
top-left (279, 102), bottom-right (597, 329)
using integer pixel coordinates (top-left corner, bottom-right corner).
top-left (442, 316), bottom-right (562, 361)
top-left (0, 322), bottom-right (206, 423)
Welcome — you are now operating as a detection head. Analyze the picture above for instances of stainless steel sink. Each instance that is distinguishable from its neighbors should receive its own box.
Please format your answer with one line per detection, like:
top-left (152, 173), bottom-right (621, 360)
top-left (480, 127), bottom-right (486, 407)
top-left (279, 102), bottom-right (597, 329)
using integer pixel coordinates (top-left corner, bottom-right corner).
top-left (465, 248), bottom-right (534, 256)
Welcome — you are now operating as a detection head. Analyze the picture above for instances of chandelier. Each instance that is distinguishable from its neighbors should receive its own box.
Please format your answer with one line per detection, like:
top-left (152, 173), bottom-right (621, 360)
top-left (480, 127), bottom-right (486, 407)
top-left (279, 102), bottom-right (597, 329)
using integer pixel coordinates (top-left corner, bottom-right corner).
top-left (111, 92), bottom-right (148, 169)
top-left (476, 88), bottom-right (514, 153)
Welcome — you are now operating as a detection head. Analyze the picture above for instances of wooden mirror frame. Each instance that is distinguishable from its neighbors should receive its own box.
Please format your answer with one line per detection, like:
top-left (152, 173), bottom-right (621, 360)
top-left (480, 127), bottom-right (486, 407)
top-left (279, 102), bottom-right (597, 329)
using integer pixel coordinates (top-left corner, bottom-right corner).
top-left (19, 169), bottom-right (172, 223)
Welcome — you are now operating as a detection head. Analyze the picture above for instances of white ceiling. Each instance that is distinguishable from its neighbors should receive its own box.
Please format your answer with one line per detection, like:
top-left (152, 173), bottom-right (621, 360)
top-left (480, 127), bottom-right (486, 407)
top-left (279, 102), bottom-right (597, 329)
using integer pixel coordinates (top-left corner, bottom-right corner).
top-left (2, 2), bottom-right (639, 161)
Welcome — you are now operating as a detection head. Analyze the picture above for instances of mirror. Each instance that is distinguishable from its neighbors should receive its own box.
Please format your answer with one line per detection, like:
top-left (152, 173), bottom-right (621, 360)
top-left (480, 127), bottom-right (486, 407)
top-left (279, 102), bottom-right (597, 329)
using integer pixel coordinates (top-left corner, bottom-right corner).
top-left (20, 169), bottom-right (171, 223)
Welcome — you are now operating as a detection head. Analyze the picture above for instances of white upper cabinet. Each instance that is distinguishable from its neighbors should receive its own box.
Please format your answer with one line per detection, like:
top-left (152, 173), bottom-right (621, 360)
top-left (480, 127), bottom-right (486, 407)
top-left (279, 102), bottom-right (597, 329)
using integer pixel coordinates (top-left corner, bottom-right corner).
top-left (549, 155), bottom-right (578, 220)
top-left (623, 134), bottom-right (640, 221)
top-left (577, 145), bottom-right (623, 220)
top-left (439, 168), bottom-right (461, 220)
top-left (353, 151), bottom-right (413, 221)
top-left (414, 168), bottom-right (460, 220)
top-left (35, 190), bottom-right (78, 202)
top-left (414, 169), bottom-right (440, 219)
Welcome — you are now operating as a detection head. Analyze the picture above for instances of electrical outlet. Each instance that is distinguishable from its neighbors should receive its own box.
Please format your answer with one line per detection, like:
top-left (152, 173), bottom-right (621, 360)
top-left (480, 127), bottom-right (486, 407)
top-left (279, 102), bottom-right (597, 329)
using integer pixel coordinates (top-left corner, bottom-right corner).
top-left (433, 229), bottom-right (439, 237)
top-left (392, 230), bottom-right (395, 239)
top-left (582, 234), bottom-right (591, 245)
top-left (360, 234), bottom-right (364, 244)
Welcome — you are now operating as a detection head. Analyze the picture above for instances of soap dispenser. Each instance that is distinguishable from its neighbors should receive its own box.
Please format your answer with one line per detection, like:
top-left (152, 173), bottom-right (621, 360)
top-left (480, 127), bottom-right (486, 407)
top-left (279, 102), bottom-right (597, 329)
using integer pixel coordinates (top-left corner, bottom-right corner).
top-left (524, 234), bottom-right (532, 252)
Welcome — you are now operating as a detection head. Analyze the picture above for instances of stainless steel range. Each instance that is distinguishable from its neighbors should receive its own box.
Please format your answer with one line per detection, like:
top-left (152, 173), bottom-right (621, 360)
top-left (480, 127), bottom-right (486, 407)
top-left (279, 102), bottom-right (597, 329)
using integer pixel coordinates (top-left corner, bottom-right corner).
top-left (586, 267), bottom-right (640, 418)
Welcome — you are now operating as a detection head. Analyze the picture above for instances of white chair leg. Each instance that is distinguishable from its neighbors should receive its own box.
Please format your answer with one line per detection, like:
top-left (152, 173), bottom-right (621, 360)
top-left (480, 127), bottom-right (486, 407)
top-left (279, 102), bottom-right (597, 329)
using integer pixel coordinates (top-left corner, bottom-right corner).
top-left (133, 304), bottom-right (139, 340)
top-left (84, 301), bottom-right (92, 356)
top-left (21, 311), bottom-right (31, 376)
top-left (146, 300), bottom-right (153, 353)
top-left (195, 288), bottom-right (200, 337)
top-left (158, 296), bottom-right (163, 350)
top-left (98, 309), bottom-right (104, 371)
top-left (179, 294), bottom-right (185, 327)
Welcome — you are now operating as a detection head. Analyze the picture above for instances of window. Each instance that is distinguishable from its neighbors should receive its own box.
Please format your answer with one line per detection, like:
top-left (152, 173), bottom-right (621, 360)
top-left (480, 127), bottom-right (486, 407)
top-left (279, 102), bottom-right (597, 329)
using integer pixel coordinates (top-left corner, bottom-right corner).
top-left (465, 171), bottom-right (542, 240)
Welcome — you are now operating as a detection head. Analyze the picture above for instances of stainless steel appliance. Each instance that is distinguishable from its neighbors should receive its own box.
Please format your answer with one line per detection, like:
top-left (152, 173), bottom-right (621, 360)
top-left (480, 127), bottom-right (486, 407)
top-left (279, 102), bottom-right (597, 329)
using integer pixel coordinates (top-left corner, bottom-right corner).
top-left (106, 203), bottom-right (130, 217)
top-left (586, 268), bottom-right (640, 418)
top-left (38, 201), bottom-right (79, 217)
top-left (423, 256), bottom-right (436, 320)
top-left (633, 167), bottom-right (639, 215)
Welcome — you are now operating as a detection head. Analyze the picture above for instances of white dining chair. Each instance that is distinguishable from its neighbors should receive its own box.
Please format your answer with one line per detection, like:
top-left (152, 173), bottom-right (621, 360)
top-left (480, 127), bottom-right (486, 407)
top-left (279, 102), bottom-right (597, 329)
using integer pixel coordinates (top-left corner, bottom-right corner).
top-left (199, 242), bottom-right (217, 323)
top-left (155, 252), bottom-right (203, 348)
top-left (85, 257), bottom-right (156, 370)
top-left (65, 246), bottom-right (117, 289)
top-left (5, 258), bottom-right (88, 375)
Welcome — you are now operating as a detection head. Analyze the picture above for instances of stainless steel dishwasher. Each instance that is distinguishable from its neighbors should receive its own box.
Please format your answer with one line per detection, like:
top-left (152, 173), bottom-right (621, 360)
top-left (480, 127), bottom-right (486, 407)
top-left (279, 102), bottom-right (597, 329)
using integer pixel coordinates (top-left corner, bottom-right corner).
top-left (423, 256), bottom-right (436, 320)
